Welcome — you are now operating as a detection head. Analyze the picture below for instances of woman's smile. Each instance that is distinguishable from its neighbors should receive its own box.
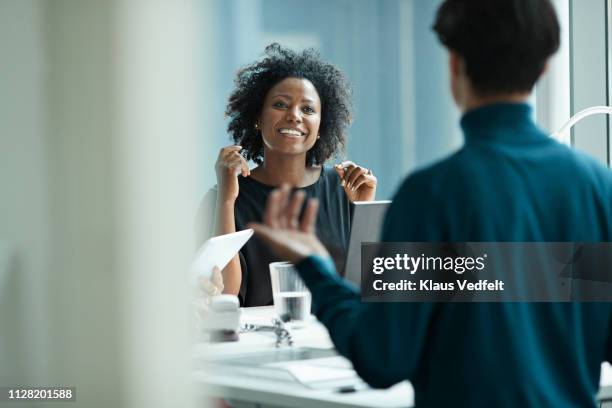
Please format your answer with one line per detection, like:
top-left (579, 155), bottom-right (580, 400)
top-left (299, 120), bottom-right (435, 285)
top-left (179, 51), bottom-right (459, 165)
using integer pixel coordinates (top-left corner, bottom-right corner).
top-left (278, 127), bottom-right (307, 138)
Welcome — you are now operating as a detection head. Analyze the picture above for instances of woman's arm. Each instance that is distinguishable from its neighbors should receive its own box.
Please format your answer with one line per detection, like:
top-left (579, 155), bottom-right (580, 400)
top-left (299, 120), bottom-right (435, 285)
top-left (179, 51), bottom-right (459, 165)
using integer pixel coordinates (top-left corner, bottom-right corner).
top-left (213, 198), bottom-right (242, 295)
top-left (214, 145), bottom-right (250, 296)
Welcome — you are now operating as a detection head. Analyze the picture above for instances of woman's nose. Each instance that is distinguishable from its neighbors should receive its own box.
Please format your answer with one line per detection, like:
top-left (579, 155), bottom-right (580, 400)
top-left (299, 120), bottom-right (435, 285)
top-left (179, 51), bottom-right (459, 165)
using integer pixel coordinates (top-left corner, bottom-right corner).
top-left (285, 107), bottom-right (302, 123)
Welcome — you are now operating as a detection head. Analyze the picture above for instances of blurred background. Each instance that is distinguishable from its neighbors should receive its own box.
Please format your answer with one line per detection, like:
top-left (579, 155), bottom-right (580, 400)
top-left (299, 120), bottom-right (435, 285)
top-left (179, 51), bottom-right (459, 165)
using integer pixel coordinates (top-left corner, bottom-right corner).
top-left (1, 0), bottom-right (610, 407)
top-left (205, 0), bottom-right (459, 200)
top-left (203, 0), bottom-right (610, 199)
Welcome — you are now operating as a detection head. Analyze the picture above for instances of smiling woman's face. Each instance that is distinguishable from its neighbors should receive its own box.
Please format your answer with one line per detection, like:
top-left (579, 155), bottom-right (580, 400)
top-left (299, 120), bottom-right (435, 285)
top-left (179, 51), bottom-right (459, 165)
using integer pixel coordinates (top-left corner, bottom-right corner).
top-left (258, 77), bottom-right (322, 158)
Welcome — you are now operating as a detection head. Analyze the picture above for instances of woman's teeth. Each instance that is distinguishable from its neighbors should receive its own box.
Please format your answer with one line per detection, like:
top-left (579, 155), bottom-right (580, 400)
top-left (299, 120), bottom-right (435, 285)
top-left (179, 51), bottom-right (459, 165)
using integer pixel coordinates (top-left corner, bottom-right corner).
top-left (279, 129), bottom-right (303, 136)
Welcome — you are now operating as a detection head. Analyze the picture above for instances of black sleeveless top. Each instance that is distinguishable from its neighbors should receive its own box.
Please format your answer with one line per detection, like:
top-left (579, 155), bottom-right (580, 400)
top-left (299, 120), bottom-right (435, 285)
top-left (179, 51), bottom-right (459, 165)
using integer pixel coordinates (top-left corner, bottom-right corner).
top-left (233, 166), bottom-right (350, 306)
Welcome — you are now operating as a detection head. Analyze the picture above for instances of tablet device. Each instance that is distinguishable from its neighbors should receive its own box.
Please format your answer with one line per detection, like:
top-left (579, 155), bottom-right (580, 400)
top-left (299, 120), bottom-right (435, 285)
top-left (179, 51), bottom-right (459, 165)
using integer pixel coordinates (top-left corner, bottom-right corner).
top-left (191, 229), bottom-right (254, 281)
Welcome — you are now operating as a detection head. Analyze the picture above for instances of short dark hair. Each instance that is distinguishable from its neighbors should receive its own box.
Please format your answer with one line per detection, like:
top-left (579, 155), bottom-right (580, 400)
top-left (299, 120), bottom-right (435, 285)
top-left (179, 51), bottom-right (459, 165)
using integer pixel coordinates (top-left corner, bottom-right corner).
top-left (433, 0), bottom-right (560, 95)
top-left (225, 43), bottom-right (352, 166)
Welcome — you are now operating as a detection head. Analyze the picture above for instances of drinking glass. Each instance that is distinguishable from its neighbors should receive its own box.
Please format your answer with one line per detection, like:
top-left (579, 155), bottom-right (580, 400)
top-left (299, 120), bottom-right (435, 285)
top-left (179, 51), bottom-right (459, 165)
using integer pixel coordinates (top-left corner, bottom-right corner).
top-left (269, 261), bottom-right (312, 325)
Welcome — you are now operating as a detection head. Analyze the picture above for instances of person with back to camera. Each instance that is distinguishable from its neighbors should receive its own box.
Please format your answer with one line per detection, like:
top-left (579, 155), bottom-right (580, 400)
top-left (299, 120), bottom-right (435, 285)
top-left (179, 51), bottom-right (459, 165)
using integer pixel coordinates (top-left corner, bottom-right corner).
top-left (248, 1), bottom-right (612, 407)
top-left (199, 43), bottom-right (377, 307)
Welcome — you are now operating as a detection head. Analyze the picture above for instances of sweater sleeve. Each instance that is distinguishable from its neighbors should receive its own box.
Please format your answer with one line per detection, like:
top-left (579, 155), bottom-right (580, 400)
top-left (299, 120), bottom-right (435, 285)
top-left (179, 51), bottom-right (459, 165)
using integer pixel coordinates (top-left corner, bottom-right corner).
top-left (293, 172), bottom-right (444, 388)
top-left (296, 255), bottom-right (435, 388)
top-left (606, 312), bottom-right (612, 363)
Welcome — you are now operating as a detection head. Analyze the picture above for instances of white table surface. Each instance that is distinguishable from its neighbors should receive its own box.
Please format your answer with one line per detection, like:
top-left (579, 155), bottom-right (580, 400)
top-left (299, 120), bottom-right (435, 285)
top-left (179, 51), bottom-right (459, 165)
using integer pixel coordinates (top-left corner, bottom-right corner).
top-left (193, 306), bottom-right (414, 408)
top-left (193, 306), bottom-right (612, 407)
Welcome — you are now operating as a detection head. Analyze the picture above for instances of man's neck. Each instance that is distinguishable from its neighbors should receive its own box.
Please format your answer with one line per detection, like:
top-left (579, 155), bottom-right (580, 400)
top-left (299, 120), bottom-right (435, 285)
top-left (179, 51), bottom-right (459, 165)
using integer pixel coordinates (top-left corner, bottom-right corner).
top-left (462, 92), bottom-right (530, 113)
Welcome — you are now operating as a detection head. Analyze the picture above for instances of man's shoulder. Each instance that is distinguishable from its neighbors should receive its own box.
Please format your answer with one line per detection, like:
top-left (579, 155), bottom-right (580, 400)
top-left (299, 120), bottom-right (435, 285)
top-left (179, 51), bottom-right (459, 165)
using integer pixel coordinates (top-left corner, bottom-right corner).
top-left (546, 144), bottom-right (612, 197)
top-left (393, 149), bottom-right (465, 200)
top-left (568, 148), bottom-right (612, 183)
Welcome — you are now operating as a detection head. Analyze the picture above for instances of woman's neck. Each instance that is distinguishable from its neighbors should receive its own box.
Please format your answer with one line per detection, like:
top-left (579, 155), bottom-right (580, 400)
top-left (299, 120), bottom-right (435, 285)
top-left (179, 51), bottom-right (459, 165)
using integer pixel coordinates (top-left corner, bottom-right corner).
top-left (252, 151), bottom-right (321, 188)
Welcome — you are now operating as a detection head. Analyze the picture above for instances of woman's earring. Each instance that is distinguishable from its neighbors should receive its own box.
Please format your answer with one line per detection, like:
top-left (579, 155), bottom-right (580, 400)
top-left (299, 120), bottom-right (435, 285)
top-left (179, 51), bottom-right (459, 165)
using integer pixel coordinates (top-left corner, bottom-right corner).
top-left (254, 122), bottom-right (259, 129)
top-left (317, 134), bottom-right (320, 139)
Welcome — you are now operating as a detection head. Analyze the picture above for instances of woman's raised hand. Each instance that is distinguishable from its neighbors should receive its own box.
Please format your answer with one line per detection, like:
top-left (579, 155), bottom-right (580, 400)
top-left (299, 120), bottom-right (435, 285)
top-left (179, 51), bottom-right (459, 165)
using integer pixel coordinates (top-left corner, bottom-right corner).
top-left (215, 145), bottom-right (250, 203)
top-left (335, 161), bottom-right (377, 202)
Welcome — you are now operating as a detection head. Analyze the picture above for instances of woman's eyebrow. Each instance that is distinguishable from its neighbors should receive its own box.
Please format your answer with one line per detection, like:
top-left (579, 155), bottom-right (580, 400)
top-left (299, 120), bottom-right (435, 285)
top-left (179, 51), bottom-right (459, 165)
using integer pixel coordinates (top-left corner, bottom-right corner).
top-left (271, 94), bottom-right (317, 104)
top-left (271, 93), bottom-right (292, 100)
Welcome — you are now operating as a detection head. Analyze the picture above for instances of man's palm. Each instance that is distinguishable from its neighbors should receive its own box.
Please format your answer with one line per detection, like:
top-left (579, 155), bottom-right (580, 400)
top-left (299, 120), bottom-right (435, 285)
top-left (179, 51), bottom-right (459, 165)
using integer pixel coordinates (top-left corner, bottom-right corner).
top-left (249, 185), bottom-right (329, 264)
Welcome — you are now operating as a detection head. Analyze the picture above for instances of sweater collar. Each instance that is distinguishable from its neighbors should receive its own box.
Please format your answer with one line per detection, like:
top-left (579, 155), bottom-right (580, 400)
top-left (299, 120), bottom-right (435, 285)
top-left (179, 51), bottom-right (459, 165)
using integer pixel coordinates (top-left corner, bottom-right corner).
top-left (460, 103), bottom-right (545, 144)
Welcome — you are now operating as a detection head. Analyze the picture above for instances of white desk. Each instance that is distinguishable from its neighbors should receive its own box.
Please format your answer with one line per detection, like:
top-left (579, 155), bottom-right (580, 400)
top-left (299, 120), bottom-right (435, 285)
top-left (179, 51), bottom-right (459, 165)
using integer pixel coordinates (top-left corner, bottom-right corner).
top-left (193, 306), bottom-right (612, 408)
top-left (193, 307), bottom-right (414, 408)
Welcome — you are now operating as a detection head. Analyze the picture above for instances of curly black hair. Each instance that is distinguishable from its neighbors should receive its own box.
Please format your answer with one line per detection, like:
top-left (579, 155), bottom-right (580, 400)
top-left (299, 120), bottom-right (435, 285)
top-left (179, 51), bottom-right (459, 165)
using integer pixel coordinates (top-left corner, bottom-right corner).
top-left (225, 43), bottom-right (352, 166)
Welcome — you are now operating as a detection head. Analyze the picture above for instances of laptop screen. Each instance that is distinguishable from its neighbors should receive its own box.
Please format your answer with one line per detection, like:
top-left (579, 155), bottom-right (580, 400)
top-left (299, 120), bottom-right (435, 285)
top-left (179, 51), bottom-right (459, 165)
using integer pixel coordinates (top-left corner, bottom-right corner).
top-left (342, 200), bottom-right (391, 286)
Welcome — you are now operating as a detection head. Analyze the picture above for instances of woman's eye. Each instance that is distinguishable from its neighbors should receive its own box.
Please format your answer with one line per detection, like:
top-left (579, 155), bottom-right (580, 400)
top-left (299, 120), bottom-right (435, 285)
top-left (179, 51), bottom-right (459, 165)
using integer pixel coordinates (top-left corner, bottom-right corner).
top-left (303, 106), bottom-right (315, 114)
top-left (273, 101), bottom-right (287, 108)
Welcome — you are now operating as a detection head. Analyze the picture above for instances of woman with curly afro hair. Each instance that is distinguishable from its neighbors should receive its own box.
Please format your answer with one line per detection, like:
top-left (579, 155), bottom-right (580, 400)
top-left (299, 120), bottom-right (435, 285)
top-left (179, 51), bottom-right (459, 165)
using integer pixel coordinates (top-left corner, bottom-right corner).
top-left (206, 43), bottom-right (377, 306)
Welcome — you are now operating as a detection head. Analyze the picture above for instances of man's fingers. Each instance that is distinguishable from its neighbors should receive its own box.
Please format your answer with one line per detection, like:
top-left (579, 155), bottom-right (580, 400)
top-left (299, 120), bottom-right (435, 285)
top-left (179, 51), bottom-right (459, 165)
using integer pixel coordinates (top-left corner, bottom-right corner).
top-left (249, 222), bottom-right (280, 249)
top-left (276, 184), bottom-right (291, 229)
top-left (260, 189), bottom-right (318, 233)
top-left (300, 198), bottom-right (319, 233)
top-left (286, 190), bottom-right (306, 230)
top-left (263, 189), bottom-right (282, 228)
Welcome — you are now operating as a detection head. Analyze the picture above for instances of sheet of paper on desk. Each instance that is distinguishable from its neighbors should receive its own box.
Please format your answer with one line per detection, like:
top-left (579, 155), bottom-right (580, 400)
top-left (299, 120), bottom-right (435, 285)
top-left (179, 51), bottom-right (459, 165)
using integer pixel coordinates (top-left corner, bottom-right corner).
top-left (265, 356), bottom-right (361, 389)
